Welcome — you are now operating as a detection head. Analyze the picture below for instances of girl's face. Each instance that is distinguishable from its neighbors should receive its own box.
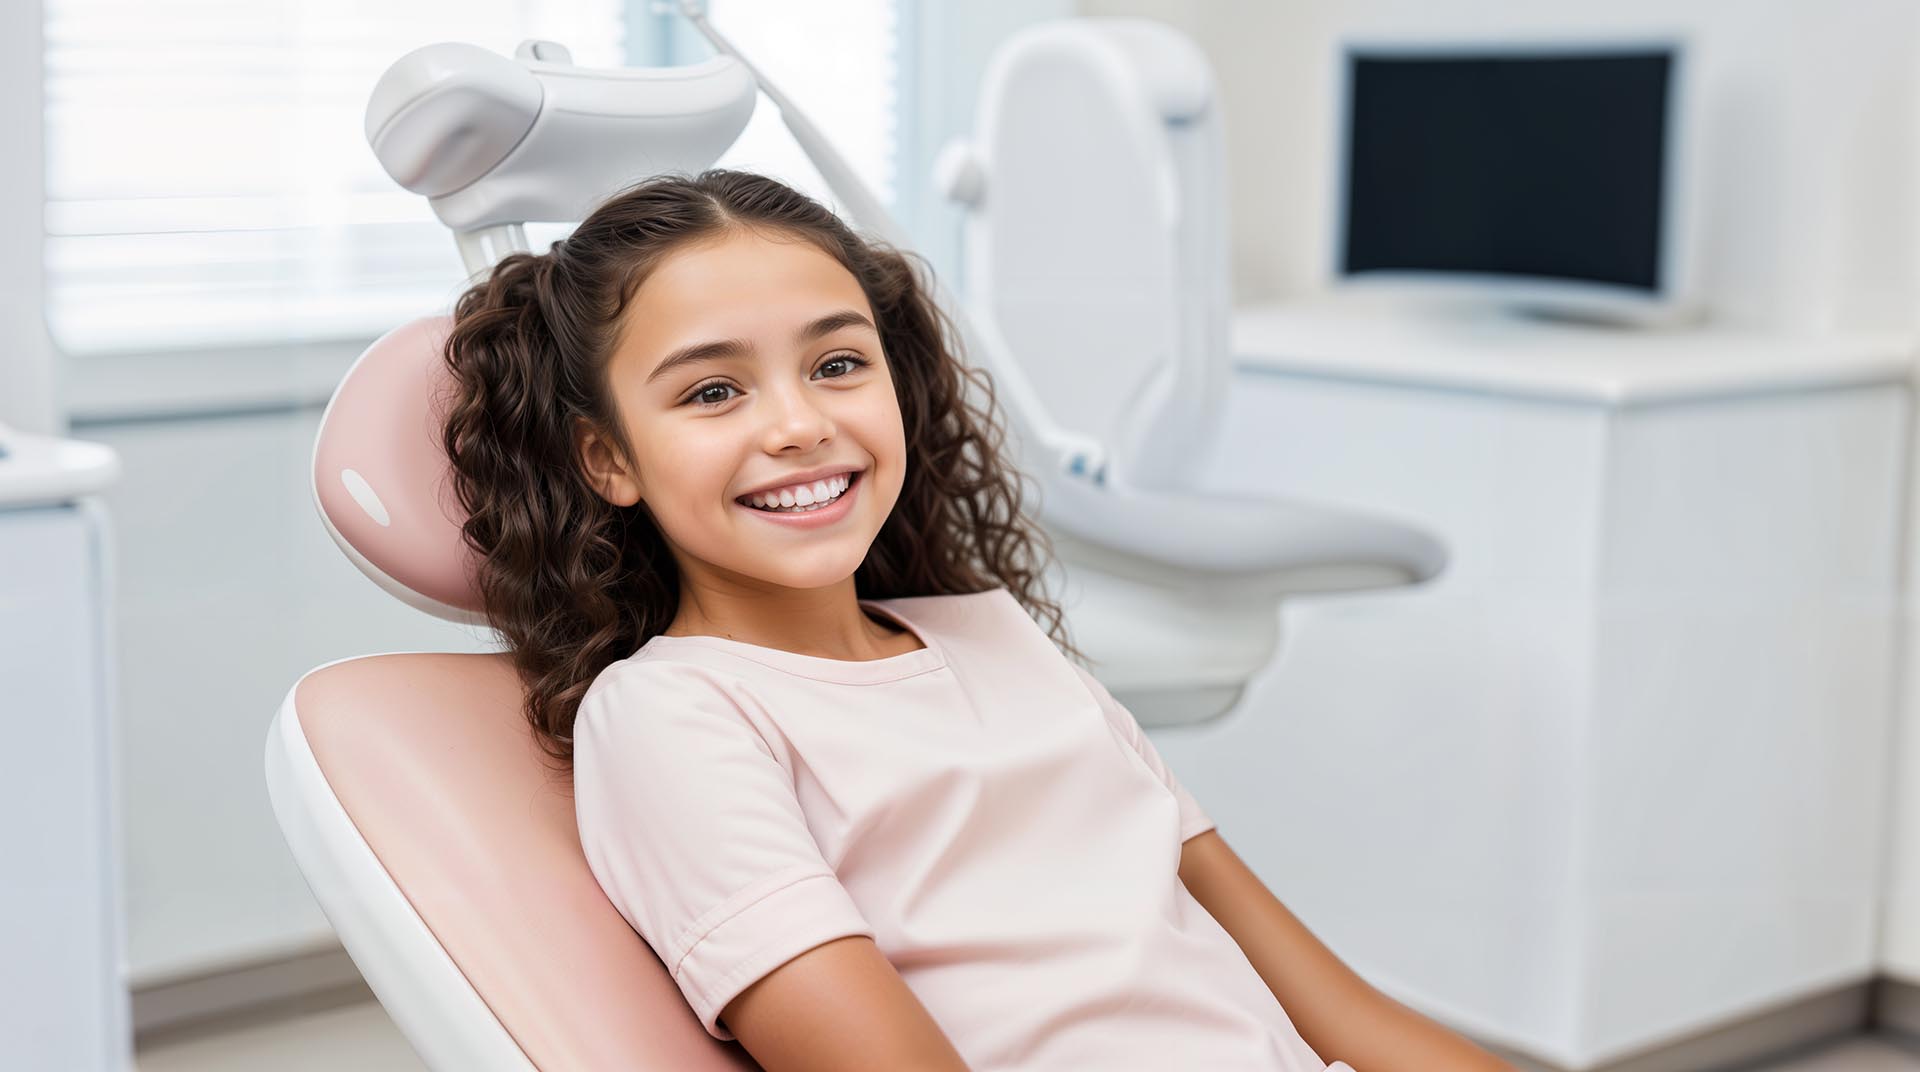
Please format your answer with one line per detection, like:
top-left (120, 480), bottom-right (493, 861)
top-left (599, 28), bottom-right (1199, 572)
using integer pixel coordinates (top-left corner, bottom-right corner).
top-left (575, 228), bottom-right (907, 598)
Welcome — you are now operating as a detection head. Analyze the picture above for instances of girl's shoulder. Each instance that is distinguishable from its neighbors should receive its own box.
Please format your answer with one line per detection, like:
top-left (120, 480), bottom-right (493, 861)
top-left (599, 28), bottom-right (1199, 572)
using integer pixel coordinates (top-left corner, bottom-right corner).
top-left (573, 649), bottom-right (791, 762)
top-left (579, 648), bottom-right (739, 714)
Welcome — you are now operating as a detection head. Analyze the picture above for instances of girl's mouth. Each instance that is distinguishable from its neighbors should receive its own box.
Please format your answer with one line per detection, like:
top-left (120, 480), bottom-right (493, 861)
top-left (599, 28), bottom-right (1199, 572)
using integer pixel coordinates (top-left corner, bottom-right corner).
top-left (735, 470), bottom-right (862, 529)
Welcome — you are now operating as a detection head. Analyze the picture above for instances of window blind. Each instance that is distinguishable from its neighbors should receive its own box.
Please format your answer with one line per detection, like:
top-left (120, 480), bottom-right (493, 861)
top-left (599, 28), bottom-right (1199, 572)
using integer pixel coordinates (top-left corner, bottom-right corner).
top-left (45, 0), bottom-right (900, 357)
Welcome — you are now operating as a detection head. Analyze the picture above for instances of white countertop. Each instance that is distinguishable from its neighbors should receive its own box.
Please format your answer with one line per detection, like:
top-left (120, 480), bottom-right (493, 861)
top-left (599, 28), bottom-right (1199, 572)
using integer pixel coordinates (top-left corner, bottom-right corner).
top-left (1231, 295), bottom-right (1919, 406)
top-left (0, 427), bottom-right (120, 508)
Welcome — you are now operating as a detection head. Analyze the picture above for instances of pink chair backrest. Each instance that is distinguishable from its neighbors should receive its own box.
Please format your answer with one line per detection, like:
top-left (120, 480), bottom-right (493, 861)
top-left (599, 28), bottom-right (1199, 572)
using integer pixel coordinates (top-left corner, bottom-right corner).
top-left (312, 316), bottom-right (484, 622)
top-left (304, 321), bottom-right (757, 1068)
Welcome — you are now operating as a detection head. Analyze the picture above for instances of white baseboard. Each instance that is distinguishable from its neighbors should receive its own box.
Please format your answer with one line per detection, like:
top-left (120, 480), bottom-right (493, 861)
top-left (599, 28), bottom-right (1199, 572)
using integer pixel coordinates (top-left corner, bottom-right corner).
top-left (1877, 977), bottom-right (1920, 1043)
top-left (131, 941), bottom-right (371, 1047)
top-left (1475, 983), bottom-right (1871, 1072)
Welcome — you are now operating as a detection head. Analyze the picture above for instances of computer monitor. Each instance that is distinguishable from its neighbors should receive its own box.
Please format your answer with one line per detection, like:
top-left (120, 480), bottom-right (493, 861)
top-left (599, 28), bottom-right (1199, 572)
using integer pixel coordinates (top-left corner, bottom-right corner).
top-left (1330, 35), bottom-right (1699, 327)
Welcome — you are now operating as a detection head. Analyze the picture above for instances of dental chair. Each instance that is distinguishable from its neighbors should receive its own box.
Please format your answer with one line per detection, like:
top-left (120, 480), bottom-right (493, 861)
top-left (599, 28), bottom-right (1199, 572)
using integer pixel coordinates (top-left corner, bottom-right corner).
top-left (265, 10), bottom-right (1448, 1069)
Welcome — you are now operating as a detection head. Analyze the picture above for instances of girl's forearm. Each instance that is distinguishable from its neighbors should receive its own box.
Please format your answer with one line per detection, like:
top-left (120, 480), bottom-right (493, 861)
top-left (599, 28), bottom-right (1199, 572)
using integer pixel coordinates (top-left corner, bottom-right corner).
top-left (1178, 832), bottom-right (1513, 1071)
top-left (1295, 982), bottom-right (1516, 1072)
top-left (1227, 896), bottom-right (1512, 1071)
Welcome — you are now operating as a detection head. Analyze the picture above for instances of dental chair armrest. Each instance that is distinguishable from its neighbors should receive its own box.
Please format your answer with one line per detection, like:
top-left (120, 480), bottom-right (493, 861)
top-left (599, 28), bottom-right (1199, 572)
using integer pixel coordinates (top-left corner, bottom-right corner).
top-left (1034, 474), bottom-right (1448, 584)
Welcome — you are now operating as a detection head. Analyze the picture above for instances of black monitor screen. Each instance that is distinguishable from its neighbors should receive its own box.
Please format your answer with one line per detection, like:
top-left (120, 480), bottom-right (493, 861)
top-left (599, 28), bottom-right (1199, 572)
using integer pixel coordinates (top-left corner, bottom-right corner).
top-left (1341, 50), bottom-right (1672, 291)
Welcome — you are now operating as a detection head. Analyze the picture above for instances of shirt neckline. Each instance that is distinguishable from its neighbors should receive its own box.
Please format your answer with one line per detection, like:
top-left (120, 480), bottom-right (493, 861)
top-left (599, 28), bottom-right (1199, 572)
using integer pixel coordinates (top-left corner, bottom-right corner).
top-left (637, 598), bottom-right (948, 684)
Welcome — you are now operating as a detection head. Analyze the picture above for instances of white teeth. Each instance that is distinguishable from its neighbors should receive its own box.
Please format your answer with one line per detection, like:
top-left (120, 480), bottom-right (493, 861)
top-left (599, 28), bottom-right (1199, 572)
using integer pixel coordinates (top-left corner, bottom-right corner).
top-left (744, 473), bottom-right (852, 512)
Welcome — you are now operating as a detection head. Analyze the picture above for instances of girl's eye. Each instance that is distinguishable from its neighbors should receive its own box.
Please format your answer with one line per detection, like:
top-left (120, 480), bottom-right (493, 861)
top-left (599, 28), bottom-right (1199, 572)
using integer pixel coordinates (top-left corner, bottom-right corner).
top-left (687, 381), bottom-right (737, 407)
top-left (818, 352), bottom-right (870, 378)
top-left (682, 352), bottom-right (871, 408)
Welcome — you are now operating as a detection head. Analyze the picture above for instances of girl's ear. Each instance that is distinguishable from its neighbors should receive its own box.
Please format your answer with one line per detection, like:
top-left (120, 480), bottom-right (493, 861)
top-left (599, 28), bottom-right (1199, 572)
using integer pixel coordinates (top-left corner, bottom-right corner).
top-left (574, 419), bottom-right (644, 507)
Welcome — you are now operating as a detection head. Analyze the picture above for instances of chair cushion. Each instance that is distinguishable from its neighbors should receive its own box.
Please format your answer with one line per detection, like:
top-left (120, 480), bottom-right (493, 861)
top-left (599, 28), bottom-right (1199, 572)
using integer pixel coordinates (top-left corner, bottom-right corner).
top-left (299, 651), bottom-right (758, 1070)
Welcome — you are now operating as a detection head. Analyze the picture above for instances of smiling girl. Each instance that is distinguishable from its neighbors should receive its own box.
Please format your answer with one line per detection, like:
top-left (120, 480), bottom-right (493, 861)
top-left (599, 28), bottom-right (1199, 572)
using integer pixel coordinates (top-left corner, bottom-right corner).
top-left (438, 169), bottom-right (1508, 1072)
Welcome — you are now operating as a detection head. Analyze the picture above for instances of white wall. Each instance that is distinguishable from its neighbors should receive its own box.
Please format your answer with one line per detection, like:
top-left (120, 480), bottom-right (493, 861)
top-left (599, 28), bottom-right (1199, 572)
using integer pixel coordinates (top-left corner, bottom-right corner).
top-left (1078, 0), bottom-right (1920, 335)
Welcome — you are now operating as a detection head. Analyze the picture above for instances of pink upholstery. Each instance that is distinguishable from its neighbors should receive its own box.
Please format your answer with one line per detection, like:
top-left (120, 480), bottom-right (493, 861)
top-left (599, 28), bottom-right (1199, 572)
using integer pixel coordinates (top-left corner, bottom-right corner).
top-left (312, 316), bottom-right (483, 619)
top-left (298, 652), bottom-right (758, 1070)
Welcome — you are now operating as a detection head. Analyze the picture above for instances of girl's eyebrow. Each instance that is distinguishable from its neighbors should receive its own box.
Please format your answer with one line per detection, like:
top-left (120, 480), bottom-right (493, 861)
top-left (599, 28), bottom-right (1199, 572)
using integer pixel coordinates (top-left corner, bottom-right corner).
top-left (646, 309), bottom-right (876, 385)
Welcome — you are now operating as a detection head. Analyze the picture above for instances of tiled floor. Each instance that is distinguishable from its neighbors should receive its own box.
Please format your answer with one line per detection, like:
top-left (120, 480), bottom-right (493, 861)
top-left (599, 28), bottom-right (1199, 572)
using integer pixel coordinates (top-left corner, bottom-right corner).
top-left (131, 996), bottom-right (1920, 1071)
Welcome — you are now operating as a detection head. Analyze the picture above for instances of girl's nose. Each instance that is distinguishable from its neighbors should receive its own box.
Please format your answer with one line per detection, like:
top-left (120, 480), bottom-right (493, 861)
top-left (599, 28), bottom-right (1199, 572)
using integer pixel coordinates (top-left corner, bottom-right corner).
top-left (760, 381), bottom-right (835, 452)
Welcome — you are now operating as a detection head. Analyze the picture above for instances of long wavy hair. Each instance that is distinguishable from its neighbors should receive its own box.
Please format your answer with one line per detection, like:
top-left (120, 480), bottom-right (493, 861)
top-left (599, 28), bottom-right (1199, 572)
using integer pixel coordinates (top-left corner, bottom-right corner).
top-left (440, 169), bottom-right (1082, 767)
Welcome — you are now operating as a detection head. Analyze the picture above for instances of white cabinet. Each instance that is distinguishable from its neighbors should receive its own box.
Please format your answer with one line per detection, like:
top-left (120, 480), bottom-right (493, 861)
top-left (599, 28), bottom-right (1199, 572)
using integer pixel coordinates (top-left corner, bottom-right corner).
top-left (1153, 297), bottom-right (1913, 1069)
top-left (0, 434), bottom-right (127, 1070)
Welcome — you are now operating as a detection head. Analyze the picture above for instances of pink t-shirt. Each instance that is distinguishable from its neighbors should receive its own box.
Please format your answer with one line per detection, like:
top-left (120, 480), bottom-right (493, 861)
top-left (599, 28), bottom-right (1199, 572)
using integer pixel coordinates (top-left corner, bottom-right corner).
top-left (572, 587), bottom-right (1352, 1071)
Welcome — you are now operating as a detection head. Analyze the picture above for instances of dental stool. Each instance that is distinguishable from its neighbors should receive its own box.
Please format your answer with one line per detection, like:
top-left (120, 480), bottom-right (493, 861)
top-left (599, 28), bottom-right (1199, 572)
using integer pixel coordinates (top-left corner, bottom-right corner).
top-left (933, 17), bottom-right (1449, 725)
top-left (266, 13), bottom-right (1449, 1070)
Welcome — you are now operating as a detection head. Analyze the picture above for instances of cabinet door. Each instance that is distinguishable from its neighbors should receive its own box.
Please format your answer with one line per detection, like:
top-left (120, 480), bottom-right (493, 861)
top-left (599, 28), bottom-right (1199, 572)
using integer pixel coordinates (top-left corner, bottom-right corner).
top-left (0, 503), bottom-right (129, 1070)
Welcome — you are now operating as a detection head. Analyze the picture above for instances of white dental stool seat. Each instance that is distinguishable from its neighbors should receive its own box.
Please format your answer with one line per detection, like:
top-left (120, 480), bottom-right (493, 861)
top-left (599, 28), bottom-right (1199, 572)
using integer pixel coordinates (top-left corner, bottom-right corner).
top-left (938, 18), bottom-right (1447, 725)
top-left (937, 17), bottom-right (1228, 495)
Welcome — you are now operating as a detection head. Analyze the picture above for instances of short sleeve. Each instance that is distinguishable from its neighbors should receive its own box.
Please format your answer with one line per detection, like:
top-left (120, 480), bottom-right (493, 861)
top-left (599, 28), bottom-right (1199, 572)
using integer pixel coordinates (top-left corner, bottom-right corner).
top-left (1069, 662), bottom-right (1217, 843)
top-left (572, 661), bottom-right (875, 1041)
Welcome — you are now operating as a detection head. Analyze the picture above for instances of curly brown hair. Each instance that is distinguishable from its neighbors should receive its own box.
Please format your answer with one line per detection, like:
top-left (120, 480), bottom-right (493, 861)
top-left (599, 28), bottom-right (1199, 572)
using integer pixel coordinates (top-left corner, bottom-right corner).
top-left (439, 168), bottom-right (1082, 768)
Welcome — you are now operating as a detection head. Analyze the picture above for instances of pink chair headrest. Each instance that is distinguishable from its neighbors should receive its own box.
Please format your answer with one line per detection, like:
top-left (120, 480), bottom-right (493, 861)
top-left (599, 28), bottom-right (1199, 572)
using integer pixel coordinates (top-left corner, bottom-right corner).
top-left (312, 315), bottom-right (486, 624)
